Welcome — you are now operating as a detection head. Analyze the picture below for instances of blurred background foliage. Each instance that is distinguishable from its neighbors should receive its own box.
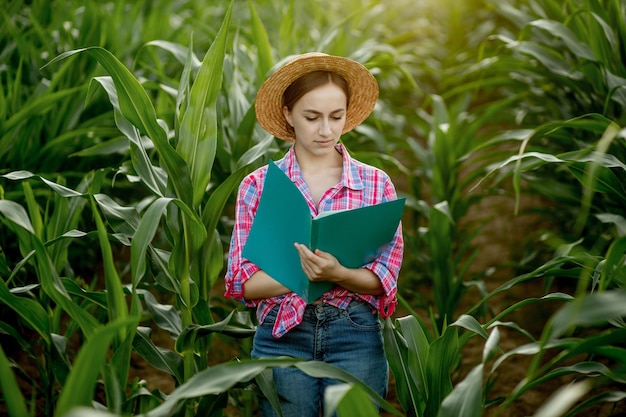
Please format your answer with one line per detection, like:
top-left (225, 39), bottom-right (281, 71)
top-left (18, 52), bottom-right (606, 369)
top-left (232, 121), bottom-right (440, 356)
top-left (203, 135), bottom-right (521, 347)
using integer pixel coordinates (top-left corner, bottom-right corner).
top-left (1, 0), bottom-right (625, 416)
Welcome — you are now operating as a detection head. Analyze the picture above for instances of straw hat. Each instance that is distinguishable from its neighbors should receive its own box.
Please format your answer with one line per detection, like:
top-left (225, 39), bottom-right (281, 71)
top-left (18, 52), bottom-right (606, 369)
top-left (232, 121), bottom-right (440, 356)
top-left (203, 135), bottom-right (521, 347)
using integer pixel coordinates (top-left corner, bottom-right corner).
top-left (254, 52), bottom-right (379, 142)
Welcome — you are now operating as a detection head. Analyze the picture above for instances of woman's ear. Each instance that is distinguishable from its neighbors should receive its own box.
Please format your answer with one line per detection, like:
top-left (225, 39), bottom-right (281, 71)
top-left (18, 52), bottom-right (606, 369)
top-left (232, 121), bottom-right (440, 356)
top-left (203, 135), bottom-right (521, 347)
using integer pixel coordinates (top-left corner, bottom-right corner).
top-left (283, 106), bottom-right (293, 127)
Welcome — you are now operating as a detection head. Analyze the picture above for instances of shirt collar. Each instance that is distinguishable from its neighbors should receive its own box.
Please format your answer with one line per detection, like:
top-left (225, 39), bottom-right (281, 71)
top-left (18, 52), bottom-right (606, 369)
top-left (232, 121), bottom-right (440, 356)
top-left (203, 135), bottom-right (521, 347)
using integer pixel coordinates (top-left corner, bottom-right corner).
top-left (281, 143), bottom-right (364, 191)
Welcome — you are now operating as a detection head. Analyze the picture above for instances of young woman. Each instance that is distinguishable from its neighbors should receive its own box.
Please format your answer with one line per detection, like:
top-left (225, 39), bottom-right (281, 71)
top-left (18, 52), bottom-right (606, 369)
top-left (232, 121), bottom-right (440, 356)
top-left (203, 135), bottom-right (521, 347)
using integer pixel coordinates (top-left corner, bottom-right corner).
top-left (225, 52), bottom-right (404, 417)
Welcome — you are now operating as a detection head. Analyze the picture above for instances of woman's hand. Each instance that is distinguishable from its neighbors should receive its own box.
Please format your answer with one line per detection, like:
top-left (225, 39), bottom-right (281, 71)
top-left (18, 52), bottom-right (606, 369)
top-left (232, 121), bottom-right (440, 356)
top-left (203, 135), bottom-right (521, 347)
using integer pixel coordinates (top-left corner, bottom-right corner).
top-left (294, 243), bottom-right (342, 282)
top-left (294, 243), bottom-right (384, 295)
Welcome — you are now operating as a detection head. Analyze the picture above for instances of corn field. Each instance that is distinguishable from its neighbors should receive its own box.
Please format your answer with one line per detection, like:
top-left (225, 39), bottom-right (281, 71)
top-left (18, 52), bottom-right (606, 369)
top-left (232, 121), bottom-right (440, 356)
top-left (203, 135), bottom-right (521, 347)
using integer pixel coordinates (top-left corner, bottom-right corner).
top-left (1, 0), bottom-right (625, 416)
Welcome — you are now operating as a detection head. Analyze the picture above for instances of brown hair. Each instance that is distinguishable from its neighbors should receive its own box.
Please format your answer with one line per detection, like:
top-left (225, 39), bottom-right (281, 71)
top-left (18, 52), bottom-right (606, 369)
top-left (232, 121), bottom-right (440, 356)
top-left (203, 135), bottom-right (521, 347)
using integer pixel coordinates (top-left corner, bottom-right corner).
top-left (282, 71), bottom-right (350, 136)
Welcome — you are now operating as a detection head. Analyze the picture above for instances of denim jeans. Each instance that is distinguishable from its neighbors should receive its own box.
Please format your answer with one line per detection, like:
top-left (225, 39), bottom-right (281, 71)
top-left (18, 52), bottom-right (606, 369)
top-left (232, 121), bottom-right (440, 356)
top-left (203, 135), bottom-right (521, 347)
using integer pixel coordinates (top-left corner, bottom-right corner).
top-left (251, 300), bottom-right (388, 417)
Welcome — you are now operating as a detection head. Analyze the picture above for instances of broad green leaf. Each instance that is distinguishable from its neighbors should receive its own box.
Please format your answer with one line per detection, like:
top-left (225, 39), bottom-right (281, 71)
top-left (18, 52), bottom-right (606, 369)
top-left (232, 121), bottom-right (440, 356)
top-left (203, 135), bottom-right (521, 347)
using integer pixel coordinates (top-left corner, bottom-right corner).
top-left (2, 171), bottom-right (83, 197)
top-left (46, 47), bottom-right (194, 206)
top-left (566, 390), bottom-right (626, 417)
top-left (437, 364), bottom-right (483, 417)
top-left (451, 314), bottom-right (488, 339)
top-left (143, 358), bottom-right (303, 417)
top-left (425, 326), bottom-right (458, 416)
top-left (202, 165), bottom-right (254, 235)
top-left (90, 197), bottom-right (128, 324)
top-left (54, 317), bottom-right (138, 416)
top-left (178, 1), bottom-right (232, 207)
top-left (0, 344), bottom-right (29, 417)
top-left (296, 361), bottom-right (400, 415)
top-left (483, 327), bottom-right (500, 364)
top-left (513, 40), bottom-right (583, 79)
top-left (92, 76), bottom-right (167, 197)
top-left (548, 290), bottom-right (626, 339)
top-left (0, 200), bottom-right (35, 234)
top-left (137, 289), bottom-right (182, 337)
top-left (383, 317), bottom-right (422, 414)
top-left (533, 380), bottom-right (591, 417)
top-left (144, 40), bottom-right (202, 69)
top-left (133, 327), bottom-right (184, 383)
top-left (397, 315), bottom-right (431, 399)
top-left (131, 197), bottom-right (175, 285)
top-left (248, 0), bottom-right (274, 83)
top-left (530, 19), bottom-right (596, 61)
top-left (175, 310), bottom-right (256, 352)
top-left (0, 280), bottom-right (50, 345)
top-left (3, 210), bottom-right (100, 337)
top-left (324, 384), bottom-right (379, 417)
top-left (600, 236), bottom-right (626, 290)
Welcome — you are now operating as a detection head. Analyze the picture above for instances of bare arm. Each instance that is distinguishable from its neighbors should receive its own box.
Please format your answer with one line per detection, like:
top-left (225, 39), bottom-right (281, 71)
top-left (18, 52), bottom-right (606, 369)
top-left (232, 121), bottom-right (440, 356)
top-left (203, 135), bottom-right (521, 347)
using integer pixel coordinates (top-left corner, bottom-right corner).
top-left (294, 243), bottom-right (384, 295)
top-left (242, 270), bottom-right (292, 300)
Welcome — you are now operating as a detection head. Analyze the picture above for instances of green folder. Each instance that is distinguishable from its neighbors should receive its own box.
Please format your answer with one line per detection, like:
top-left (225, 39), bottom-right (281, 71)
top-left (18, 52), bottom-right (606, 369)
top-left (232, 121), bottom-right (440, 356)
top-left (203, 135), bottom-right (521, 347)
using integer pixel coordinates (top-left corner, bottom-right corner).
top-left (242, 160), bottom-right (405, 303)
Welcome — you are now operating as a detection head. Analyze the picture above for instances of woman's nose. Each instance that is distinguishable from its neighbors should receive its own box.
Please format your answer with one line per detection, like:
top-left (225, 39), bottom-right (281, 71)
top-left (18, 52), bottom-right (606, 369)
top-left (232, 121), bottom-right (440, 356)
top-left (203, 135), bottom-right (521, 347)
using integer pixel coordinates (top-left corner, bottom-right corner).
top-left (319, 118), bottom-right (332, 136)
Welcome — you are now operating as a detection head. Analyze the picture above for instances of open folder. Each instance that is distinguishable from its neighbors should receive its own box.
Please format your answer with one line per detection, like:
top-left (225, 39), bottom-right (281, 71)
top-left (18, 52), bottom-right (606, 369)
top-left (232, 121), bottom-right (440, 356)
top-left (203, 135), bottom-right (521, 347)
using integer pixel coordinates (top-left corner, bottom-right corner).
top-left (242, 160), bottom-right (405, 303)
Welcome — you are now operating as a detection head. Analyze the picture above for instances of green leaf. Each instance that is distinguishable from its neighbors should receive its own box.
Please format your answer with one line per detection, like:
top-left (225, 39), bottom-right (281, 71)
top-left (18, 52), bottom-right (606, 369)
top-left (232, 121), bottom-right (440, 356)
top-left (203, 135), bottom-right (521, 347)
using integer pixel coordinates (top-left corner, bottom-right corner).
top-left (248, 0), bottom-right (274, 83)
top-left (0, 280), bottom-right (50, 345)
top-left (530, 19), bottom-right (596, 61)
top-left (133, 327), bottom-right (184, 383)
top-left (324, 384), bottom-right (379, 417)
top-left (600, 236), bottom-right (626, 290)
top-left (437, 364), bottom-right (483, 417)
top-left (92, 76), bottom-right (167, 197)
top-left (383, 317), bottom-right (423, 414)
top-left (425, 326), bottom-right (458, 416)
top-left (533, 380), bottom-right (591, 417)
top-left (175, 310), bottom-right (256, 352)
top-left (54, 317), bottom-right (138, 416)
top-left (90, 197), bottom-right (128, 324)
top-left (131, 197), bottom-right (175, 285)
top-left (0, 200), bottom-right (35, 234)
top-left (47, 47), bottom-right (194, 206)
top-left (451, 314), bottom-right (488, 339)
top-left (178, 0), bottom-right (232, 207)
top-left (137, 289), bottom-right (182, 337)
top-left (0, 345), bottom-right (29, 417)
top-left (548, 290), bottom-right (626, 339)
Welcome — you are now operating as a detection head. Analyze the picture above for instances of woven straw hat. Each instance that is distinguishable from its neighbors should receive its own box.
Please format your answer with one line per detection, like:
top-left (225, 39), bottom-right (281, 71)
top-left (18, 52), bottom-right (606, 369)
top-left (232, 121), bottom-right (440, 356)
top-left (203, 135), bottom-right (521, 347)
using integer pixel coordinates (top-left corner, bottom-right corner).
top-left (254, 52), bottom-right (379, 142)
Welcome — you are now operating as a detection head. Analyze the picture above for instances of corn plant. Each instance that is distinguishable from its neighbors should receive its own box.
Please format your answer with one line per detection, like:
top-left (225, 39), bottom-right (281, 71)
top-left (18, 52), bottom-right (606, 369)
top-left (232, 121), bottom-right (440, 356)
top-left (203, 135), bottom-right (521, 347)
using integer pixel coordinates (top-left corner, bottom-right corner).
top-left (1, 1), bottom-right (263, 415)
top-left (437, 0), bottom-right (626, 414)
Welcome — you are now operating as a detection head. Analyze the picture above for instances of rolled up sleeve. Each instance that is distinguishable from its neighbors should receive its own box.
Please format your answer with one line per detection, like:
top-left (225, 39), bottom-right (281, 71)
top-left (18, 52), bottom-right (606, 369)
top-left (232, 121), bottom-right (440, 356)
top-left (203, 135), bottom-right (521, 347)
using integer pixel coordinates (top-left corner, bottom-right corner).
top-left (224, 171), bottom-right (265, 308)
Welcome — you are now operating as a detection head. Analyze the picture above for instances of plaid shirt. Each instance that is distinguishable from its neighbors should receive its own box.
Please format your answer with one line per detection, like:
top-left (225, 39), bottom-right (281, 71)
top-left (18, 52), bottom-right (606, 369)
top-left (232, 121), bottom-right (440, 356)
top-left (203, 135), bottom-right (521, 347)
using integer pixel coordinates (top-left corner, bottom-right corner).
top-left (225, 143), bottom-right (404, 338)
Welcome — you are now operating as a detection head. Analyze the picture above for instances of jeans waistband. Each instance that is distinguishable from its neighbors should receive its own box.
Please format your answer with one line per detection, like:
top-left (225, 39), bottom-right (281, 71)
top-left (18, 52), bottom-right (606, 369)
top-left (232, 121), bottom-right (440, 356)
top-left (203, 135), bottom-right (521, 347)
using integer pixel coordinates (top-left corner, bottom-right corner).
top-left (304, 300), bottom-right (370, 320)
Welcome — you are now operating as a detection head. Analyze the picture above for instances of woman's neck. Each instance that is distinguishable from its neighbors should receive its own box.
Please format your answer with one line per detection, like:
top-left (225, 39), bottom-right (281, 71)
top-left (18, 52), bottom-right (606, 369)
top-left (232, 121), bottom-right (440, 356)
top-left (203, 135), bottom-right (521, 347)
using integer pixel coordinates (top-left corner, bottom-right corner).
top-left (294, 146), bottom-right (343, 206)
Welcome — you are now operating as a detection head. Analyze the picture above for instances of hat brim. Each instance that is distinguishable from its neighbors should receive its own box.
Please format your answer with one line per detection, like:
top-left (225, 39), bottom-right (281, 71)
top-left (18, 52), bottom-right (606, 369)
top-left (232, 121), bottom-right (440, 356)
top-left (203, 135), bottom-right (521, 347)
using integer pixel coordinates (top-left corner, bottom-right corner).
top-left (254, 53), bottom-right (379, 142)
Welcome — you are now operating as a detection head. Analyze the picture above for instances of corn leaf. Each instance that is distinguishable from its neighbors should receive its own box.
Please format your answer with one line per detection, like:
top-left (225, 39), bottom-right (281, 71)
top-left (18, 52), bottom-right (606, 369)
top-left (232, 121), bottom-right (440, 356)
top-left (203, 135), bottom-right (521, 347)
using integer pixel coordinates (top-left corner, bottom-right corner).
top-left (0, 345), bottom-right (29, 417)
top-left (45, 47), bottom-right (194, 206)
top-left (0, 279), bottom-right (50, 345)
top-left (324, 384), bottom-right (379, 417)
top-left (54, 317), bottom-right (139, 416)
top-left (437, 364), bottom-right (483, 417)
top-left (177, 0), bottom-right (233, 207)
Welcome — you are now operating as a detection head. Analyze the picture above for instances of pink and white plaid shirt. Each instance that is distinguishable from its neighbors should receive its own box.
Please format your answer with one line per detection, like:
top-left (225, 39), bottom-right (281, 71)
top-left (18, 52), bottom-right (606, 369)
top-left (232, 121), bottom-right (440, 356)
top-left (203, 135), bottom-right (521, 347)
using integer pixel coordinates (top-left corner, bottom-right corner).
top-left (225, 143), bottom-right (404, 338)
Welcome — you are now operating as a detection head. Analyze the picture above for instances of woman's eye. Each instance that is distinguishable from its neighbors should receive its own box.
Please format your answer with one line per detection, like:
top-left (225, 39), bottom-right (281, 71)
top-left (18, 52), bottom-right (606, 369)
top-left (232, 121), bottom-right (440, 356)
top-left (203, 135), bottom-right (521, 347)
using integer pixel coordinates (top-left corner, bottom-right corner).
top-left (305, 117), bottom-right (317, 121)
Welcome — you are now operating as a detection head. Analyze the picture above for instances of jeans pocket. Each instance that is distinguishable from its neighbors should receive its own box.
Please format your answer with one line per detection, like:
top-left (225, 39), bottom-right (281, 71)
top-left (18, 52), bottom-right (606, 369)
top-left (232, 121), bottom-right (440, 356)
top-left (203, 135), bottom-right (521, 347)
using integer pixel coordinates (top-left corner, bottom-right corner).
top-left (344, 302), bottom-right (381, 331)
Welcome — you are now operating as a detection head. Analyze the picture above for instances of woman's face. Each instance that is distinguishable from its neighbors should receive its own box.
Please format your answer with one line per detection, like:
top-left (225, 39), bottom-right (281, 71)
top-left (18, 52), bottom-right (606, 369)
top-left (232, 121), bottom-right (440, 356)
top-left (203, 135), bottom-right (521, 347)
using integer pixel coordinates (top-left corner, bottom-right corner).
top-left (283, 82), bottom-right (347, 157)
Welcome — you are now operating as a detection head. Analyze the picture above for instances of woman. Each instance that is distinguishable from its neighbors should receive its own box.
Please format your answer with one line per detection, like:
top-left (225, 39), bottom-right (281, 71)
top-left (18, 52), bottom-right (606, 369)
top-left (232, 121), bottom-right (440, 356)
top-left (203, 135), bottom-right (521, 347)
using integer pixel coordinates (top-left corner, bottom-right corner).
top-left (225, 52), bottom-right (404, 417)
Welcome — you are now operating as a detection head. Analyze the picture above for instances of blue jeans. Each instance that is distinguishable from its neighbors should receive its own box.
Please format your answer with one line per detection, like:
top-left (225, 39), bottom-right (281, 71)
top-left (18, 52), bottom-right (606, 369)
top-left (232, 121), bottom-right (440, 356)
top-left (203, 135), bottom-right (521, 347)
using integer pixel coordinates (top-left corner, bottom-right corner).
top-left (251, 301), bottom-right (388, 417)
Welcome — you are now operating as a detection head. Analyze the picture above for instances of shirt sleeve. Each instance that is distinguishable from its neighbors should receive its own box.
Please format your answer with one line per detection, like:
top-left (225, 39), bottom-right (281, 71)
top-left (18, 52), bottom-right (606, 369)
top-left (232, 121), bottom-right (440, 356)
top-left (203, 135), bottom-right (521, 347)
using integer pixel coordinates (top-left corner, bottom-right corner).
top-left (224, 172), bottom-right (263, 307)
top-left (363, 177), bottom-right (404, 317)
